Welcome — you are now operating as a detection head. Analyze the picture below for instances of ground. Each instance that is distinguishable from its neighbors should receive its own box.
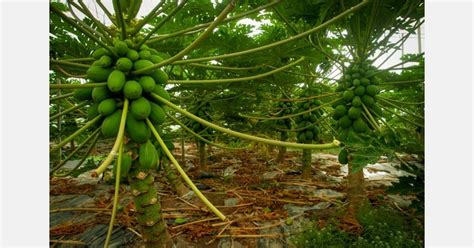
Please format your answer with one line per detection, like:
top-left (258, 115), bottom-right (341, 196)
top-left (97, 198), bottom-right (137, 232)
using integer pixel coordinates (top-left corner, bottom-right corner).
top-left (50, 141), bottom-right (422, 247)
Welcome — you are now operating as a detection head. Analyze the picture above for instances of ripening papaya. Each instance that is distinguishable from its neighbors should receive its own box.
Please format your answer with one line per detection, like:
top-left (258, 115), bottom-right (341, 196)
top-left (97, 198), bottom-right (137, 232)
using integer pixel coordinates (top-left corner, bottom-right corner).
top-left (101, 109), bottom-right (122, 138)
top-left (107, 70), bottom-right (126, 92)
top-left (130, 97), bottom-right (151, 120)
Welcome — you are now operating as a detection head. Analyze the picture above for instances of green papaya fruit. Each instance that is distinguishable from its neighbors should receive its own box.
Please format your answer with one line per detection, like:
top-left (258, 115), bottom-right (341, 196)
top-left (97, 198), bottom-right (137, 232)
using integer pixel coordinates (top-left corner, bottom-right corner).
top-left (348, 107), bottom-right (362, 120)
top-left (139, 140), bottom-right (159, 170)
top-left (151, 85), bottom-right (170, 102)
top-left (343, 90), bottom-right (354, 102)
top-left (116, 57), bottom-right (133, 72)
top-left (126, 115), bottom-right (151, 143)
top-left (150, 69), bottom-right (168, 84)
top-left (149, 55), bottom-right (163, 64)
top-left (87, 66), bottom-right (113, 82)
top-left (130, 97), bottom-right (151, 120)
top-left (123, 80), bottom-right (143, 100)
top-left (73, 87), bottom-right (93, 101)
top-left (107, 70), bottom-right (126, 92)
top-left (352, 96), bottom-right (362, 107)
top-left (362, 95), bottom-right (375, 107)
top-left (91, 47), bottom-right (111, 59)
top-left (354, 86), bottom-right (365, 96)
top-left (126, 49), bottom-right (140, 61)
top-left (352, 118), bottom-right (368, 133)
top-left (101, 109), bottom-right (122, 138)
top-left (338, 148), bottom-right (349, 164)
top-left (138, 76), bottom-right (156, 92)
top-left (133, 59), bottom-right (154, 74)
top-left (98, 98), bottom-right (117, 116)
top-left (112, 153), bottom-right (133, 177)
top-left (138, 50), bottom-right (151, 60)
top-left (149, 102), bottom-right (166, 125)
top-left (113, 40), bottom-right (129, 55)
top-left (366, 85), bottom-right (379, 96)
top-left (338, 115), bottom-right (352, 129)
top-left (92, 86), bottom-right (111, 102)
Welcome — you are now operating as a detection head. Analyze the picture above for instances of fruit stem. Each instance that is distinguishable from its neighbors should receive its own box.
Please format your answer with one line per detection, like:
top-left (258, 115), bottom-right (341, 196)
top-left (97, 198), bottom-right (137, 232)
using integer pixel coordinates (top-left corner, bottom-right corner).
top-left (104, 138), bottom-right (123, 248)
top-left (50, 127), bottom-right (101, 175)
top-left (361, 102), bottom-right (380, 130)
top-left (151, 93), bottom-right (340, 150)
top-left (186, 63), bottom-right (266, 71)
top-left (49, 101), bottom-right (88, 121)
top-left (376, 96), bottom-right (424, 120)
top-left (378, 104), bottom-right (424, 128)
top-left (50, 59), bottom-right (90, 69)
top-left (134, 0), bottom-right (235, 74)
top-left (50, 92), bottom-right (74, 103)
top-left (53, 133), bottom-right (100, 177)
top-left (379, 79), bottom-right (424, 86)
top-left (135, 0), bottom-right (189, 49)
top-left (147, 0), bottom-right (283, 44)
top-left (166, 112), bottom-right (249, 150)
top-left (76, 0), bottom-right (115, 39)
top-left (239, 97), bottom-right (343, 121)
top-left (169, 0), bottom-right (370, 65)
top-left (146, 119), bottom-right (227, 221)
top-left (167, 57), bottom-right (304, 84)
top-left (94, 99), bottom-right (129, 176)
top-left (50, 83), bottom-right (107, 89)
top-left (50, 115), bottom-right (101, 154)
top-left (130, 1), bottom-right (166, 36)
top-left (95, 0), bottom-right (117, 26)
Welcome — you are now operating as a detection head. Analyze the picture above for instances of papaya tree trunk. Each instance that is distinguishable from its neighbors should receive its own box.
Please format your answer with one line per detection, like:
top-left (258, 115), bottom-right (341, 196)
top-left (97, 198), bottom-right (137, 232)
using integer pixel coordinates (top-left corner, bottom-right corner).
top-left (162, 157), bottom-right (190, 197)
top-left (198, 140), bottom-right (207, 171)
top-left (347, 163), bottom-right (365, 212)
top-left (276, 132), bottom-right (288, 163)
top-left (302, 149), bottom-right (312, 178)
top-left (129, 165), bottom-right (171, 247)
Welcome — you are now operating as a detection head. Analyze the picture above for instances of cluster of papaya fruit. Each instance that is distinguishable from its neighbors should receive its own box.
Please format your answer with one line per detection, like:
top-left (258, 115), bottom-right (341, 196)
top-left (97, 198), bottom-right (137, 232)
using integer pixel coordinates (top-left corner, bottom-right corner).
top-left (73, 38), bottom-right (172, 175)
top-left (274, 101), bottom-right (293, 131)
top-left (333, 61), bottom-right (382, 164)
top-left (189, 101), bottom-right (214, 137)
top-left (293, 90), bottom-right (323, 144)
